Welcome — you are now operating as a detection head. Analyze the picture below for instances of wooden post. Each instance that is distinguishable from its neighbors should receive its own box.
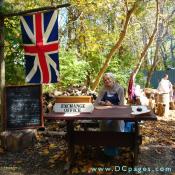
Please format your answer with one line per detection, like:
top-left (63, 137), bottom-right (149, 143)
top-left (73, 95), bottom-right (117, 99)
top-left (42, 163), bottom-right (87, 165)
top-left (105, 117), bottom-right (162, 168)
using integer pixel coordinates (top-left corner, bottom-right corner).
top-left (0, 0), bottom-right (5, 131)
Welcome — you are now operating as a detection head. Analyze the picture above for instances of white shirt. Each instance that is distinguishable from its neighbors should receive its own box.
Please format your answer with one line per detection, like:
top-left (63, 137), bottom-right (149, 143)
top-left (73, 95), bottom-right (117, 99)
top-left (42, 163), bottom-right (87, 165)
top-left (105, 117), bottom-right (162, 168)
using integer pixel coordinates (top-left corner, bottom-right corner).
top-left (157, 79), bottom-right (171, 93)
top-left (135, 85), bottom-right (142, 97)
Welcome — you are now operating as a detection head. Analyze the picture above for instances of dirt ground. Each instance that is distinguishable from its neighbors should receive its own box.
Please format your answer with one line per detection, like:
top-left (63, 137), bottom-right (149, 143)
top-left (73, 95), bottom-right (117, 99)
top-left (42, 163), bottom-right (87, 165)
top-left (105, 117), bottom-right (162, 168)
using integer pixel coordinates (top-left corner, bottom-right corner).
top-left (0, 111), bottom-right (175, 175)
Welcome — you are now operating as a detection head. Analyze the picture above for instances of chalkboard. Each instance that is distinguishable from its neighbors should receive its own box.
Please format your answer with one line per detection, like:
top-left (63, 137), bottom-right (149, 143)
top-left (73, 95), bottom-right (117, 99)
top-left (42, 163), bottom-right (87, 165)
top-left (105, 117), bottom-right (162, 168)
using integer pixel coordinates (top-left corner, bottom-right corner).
top-left (5, 85), bottom-right (43, 129)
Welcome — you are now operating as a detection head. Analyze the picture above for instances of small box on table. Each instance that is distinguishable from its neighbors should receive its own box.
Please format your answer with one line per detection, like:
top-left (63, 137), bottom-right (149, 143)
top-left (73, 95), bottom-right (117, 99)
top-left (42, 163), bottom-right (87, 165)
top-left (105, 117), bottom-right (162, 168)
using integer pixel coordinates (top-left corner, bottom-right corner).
top-left (53, 96), bottom-right (94, 113)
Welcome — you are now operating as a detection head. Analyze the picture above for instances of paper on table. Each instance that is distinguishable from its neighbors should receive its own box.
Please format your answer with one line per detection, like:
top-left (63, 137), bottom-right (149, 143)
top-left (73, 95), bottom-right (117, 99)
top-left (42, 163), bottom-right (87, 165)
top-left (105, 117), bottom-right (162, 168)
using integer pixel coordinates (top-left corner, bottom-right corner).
top-left (131, 105), bottom-right (150, 115)
top-left (94, 105), bottom-right (113, 109)
top-left (64, 113), bottom-right (80, 116)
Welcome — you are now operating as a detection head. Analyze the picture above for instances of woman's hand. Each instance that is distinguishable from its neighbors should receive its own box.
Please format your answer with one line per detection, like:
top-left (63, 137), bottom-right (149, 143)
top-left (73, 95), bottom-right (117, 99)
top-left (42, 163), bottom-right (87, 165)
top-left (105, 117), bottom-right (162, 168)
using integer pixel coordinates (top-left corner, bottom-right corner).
top-left (99, 100), bottom-right (113, 106)
top-left (99, 101), bottom-right (106, 105)
top-left (105, 100), bottom-right (113, 106)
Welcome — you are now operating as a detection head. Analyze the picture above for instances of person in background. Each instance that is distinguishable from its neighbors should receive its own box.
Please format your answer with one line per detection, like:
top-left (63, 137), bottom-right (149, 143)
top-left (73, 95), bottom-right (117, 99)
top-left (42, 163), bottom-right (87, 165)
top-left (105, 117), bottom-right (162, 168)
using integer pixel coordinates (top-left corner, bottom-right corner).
top-left (95, 72), bottom-right (133, 157)
top-left (128, 72), bottom-right (136, 104)
top-left (157, 74), bottom-right (172, 117)
top-left (134, 85), bottom-right (149, 106)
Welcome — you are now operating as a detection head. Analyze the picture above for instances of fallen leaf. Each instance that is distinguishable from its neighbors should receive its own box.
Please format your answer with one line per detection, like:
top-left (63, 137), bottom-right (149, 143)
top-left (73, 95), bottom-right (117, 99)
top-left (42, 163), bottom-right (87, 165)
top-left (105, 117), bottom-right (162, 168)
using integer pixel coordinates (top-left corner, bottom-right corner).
top-left (40, 148), bottom-right (49, 155)
top-left (49, 143), bottom-right (57, 149)
top-left (0, 147), bottom-right (5, 154)
top-left (14, 160), bottom-right (23, 164)
top-left (71, 167), bottom-right (79, 174)
top-left (49, 164), bottom-right (55, 168)
top-left (50, 154), bottom-right (60, 160)
top-left (48, 159), bottom-right (55, 164)
top-left (170, 137), bottom-right (175, 141)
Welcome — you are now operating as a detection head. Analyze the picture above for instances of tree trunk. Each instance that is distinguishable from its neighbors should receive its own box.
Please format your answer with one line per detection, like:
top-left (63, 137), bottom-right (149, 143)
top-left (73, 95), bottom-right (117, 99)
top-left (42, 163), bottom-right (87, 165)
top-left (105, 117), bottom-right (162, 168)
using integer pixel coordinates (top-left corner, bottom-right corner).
top-left (170, 37), bottom-right (175, 64)
top-left (145, 0), bottom-right (166, 87)
top-left (129, 0), bottom-right (159, 85)
top-left (0, 0), bottom-right (5, 131)
top-left (160, 43), bottom-right (168, 69)
top-left (145, 45), bottom-right (159, 87)
top-left (91, 2), bottom-right (138, 91)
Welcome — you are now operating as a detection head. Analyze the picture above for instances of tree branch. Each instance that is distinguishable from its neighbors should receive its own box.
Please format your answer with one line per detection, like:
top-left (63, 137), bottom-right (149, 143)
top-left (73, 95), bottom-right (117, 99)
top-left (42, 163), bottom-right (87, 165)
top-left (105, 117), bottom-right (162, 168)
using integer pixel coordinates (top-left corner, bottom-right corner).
top-left (132, 0), bottom-right (159, 78)
top-left (3, 3), bottom-right (71, 18)
top-left (91, 1), bottom-right (139, 91)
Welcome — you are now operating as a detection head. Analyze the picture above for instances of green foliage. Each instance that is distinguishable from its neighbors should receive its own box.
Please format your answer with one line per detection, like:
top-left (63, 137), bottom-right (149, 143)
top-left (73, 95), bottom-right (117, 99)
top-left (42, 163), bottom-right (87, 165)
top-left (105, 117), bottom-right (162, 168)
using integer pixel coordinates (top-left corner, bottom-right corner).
top-left (0, 1), bottom-right (14, 13)
top-left (106, 49), bottom-right (136, 89)
top-left (4, 16), bottom-right (25, 85)
top-left (59, 50), bottom-right (88, 88)
top-left (5, 57), bottom-right (25, 85)
top-left (135, 71), bottom-right (146, 88)
top-left (42, 84), bottom-right (57, 93)
top-left (3, 0), bottom-right (175, 91)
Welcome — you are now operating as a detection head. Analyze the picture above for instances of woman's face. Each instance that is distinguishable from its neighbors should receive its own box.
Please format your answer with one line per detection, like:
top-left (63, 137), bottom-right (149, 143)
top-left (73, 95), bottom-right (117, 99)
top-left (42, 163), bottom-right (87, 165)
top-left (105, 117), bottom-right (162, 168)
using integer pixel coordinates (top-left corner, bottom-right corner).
top-left (103, 75), bottom-right (114, 88)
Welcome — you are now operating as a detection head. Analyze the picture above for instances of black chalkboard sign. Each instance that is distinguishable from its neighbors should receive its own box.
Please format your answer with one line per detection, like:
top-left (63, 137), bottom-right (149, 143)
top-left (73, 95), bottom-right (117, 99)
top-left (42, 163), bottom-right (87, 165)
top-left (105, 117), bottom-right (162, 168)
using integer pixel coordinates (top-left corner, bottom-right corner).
top-left (5, 85), bottom-right (43, 129)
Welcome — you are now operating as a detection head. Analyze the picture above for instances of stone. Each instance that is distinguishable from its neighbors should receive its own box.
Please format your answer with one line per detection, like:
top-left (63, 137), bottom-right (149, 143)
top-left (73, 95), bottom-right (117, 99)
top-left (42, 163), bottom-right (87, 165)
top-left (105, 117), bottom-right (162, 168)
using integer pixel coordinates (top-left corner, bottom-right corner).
top-left (0, 129), bottom-right (37, 152)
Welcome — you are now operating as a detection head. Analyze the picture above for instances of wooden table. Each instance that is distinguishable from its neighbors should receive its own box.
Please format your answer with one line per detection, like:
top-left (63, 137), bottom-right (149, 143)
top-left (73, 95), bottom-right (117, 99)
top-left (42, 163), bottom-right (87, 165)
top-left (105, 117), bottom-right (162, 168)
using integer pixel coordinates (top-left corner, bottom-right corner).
top-left (44, 105), bottom-right (157, 166)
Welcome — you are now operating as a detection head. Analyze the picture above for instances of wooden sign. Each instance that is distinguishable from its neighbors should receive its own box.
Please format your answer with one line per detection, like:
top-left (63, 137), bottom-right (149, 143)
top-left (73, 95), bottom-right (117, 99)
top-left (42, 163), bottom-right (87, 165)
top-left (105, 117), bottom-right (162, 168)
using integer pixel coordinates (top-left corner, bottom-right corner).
top-left (53, 96), bottom-right (94, 113)
top-left (53, 103), bottom-right (94, 113)
top-left (4, 85), bottom-right (43, 130)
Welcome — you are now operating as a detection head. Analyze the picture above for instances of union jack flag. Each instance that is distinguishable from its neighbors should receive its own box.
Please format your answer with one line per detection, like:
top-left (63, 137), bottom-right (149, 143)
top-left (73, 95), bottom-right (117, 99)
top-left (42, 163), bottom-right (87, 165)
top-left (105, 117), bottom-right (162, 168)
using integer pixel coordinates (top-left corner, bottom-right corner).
top-left (20, 10), bottom-right (59, 83)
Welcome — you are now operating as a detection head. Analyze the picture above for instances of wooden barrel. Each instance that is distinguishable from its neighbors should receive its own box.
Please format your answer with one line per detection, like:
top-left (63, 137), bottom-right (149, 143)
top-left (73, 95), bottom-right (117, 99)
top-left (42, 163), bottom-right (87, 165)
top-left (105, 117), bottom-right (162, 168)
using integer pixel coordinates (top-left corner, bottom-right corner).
top-left (144, 88), bottom-right (153, 98)
top-left (154, 93), bottom-right (159, 103)
top-left (157, 94), bottom-right (163, 103)
top-left (170, 102), bottom-right (175, 110)
top-left (154, 103), bottom-right (165, 116)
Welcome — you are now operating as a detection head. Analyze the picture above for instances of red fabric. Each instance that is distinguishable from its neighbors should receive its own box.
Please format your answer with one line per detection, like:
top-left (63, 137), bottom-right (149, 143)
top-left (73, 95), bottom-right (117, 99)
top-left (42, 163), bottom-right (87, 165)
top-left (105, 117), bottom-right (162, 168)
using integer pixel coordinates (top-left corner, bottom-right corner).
top-left (128, 74), bottom-right (135, 102)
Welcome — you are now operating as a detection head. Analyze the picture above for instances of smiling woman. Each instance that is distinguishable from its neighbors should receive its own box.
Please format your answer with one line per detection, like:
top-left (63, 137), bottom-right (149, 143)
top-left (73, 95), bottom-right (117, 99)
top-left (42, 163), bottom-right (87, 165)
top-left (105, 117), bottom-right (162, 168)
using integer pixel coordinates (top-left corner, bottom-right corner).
top-left (94, 72), bottom-right (126, 157)
top-left (94, 72), bottom-right (137, 157)
top-left (103, 73), bottom-right (115, 88)
top-left (95, 72), bottom-right (124, 108)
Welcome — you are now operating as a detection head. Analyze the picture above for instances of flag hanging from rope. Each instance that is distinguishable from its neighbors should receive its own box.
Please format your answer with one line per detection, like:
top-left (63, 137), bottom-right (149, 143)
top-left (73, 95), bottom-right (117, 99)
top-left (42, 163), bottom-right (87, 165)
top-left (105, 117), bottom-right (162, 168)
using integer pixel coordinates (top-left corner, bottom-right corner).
top-left (20, 10), bottom-right (59, 83)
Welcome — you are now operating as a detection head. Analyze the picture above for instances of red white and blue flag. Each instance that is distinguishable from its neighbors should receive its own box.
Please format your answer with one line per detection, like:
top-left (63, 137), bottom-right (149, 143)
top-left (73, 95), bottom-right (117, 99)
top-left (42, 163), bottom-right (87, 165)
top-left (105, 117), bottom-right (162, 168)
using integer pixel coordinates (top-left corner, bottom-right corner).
top-left (20, 10), bottom-right (59, 83)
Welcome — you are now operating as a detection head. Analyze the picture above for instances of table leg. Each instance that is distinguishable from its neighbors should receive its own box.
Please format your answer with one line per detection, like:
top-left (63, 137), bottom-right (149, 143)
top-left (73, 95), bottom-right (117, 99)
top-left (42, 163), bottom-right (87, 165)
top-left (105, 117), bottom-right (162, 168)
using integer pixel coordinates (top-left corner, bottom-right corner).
top-left (64, 120), bottom-right (74, 170)
top-left (133, 121), bottom-right (139, 165)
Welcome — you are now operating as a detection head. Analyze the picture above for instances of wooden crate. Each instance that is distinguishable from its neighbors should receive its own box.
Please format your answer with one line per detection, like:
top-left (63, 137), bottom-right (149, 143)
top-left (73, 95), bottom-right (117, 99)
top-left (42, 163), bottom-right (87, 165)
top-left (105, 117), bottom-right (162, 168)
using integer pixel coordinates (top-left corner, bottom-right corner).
top-left (53, 96), bottom-right (94, 113)
top-left (55, 96), bottom-right (92, 103)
